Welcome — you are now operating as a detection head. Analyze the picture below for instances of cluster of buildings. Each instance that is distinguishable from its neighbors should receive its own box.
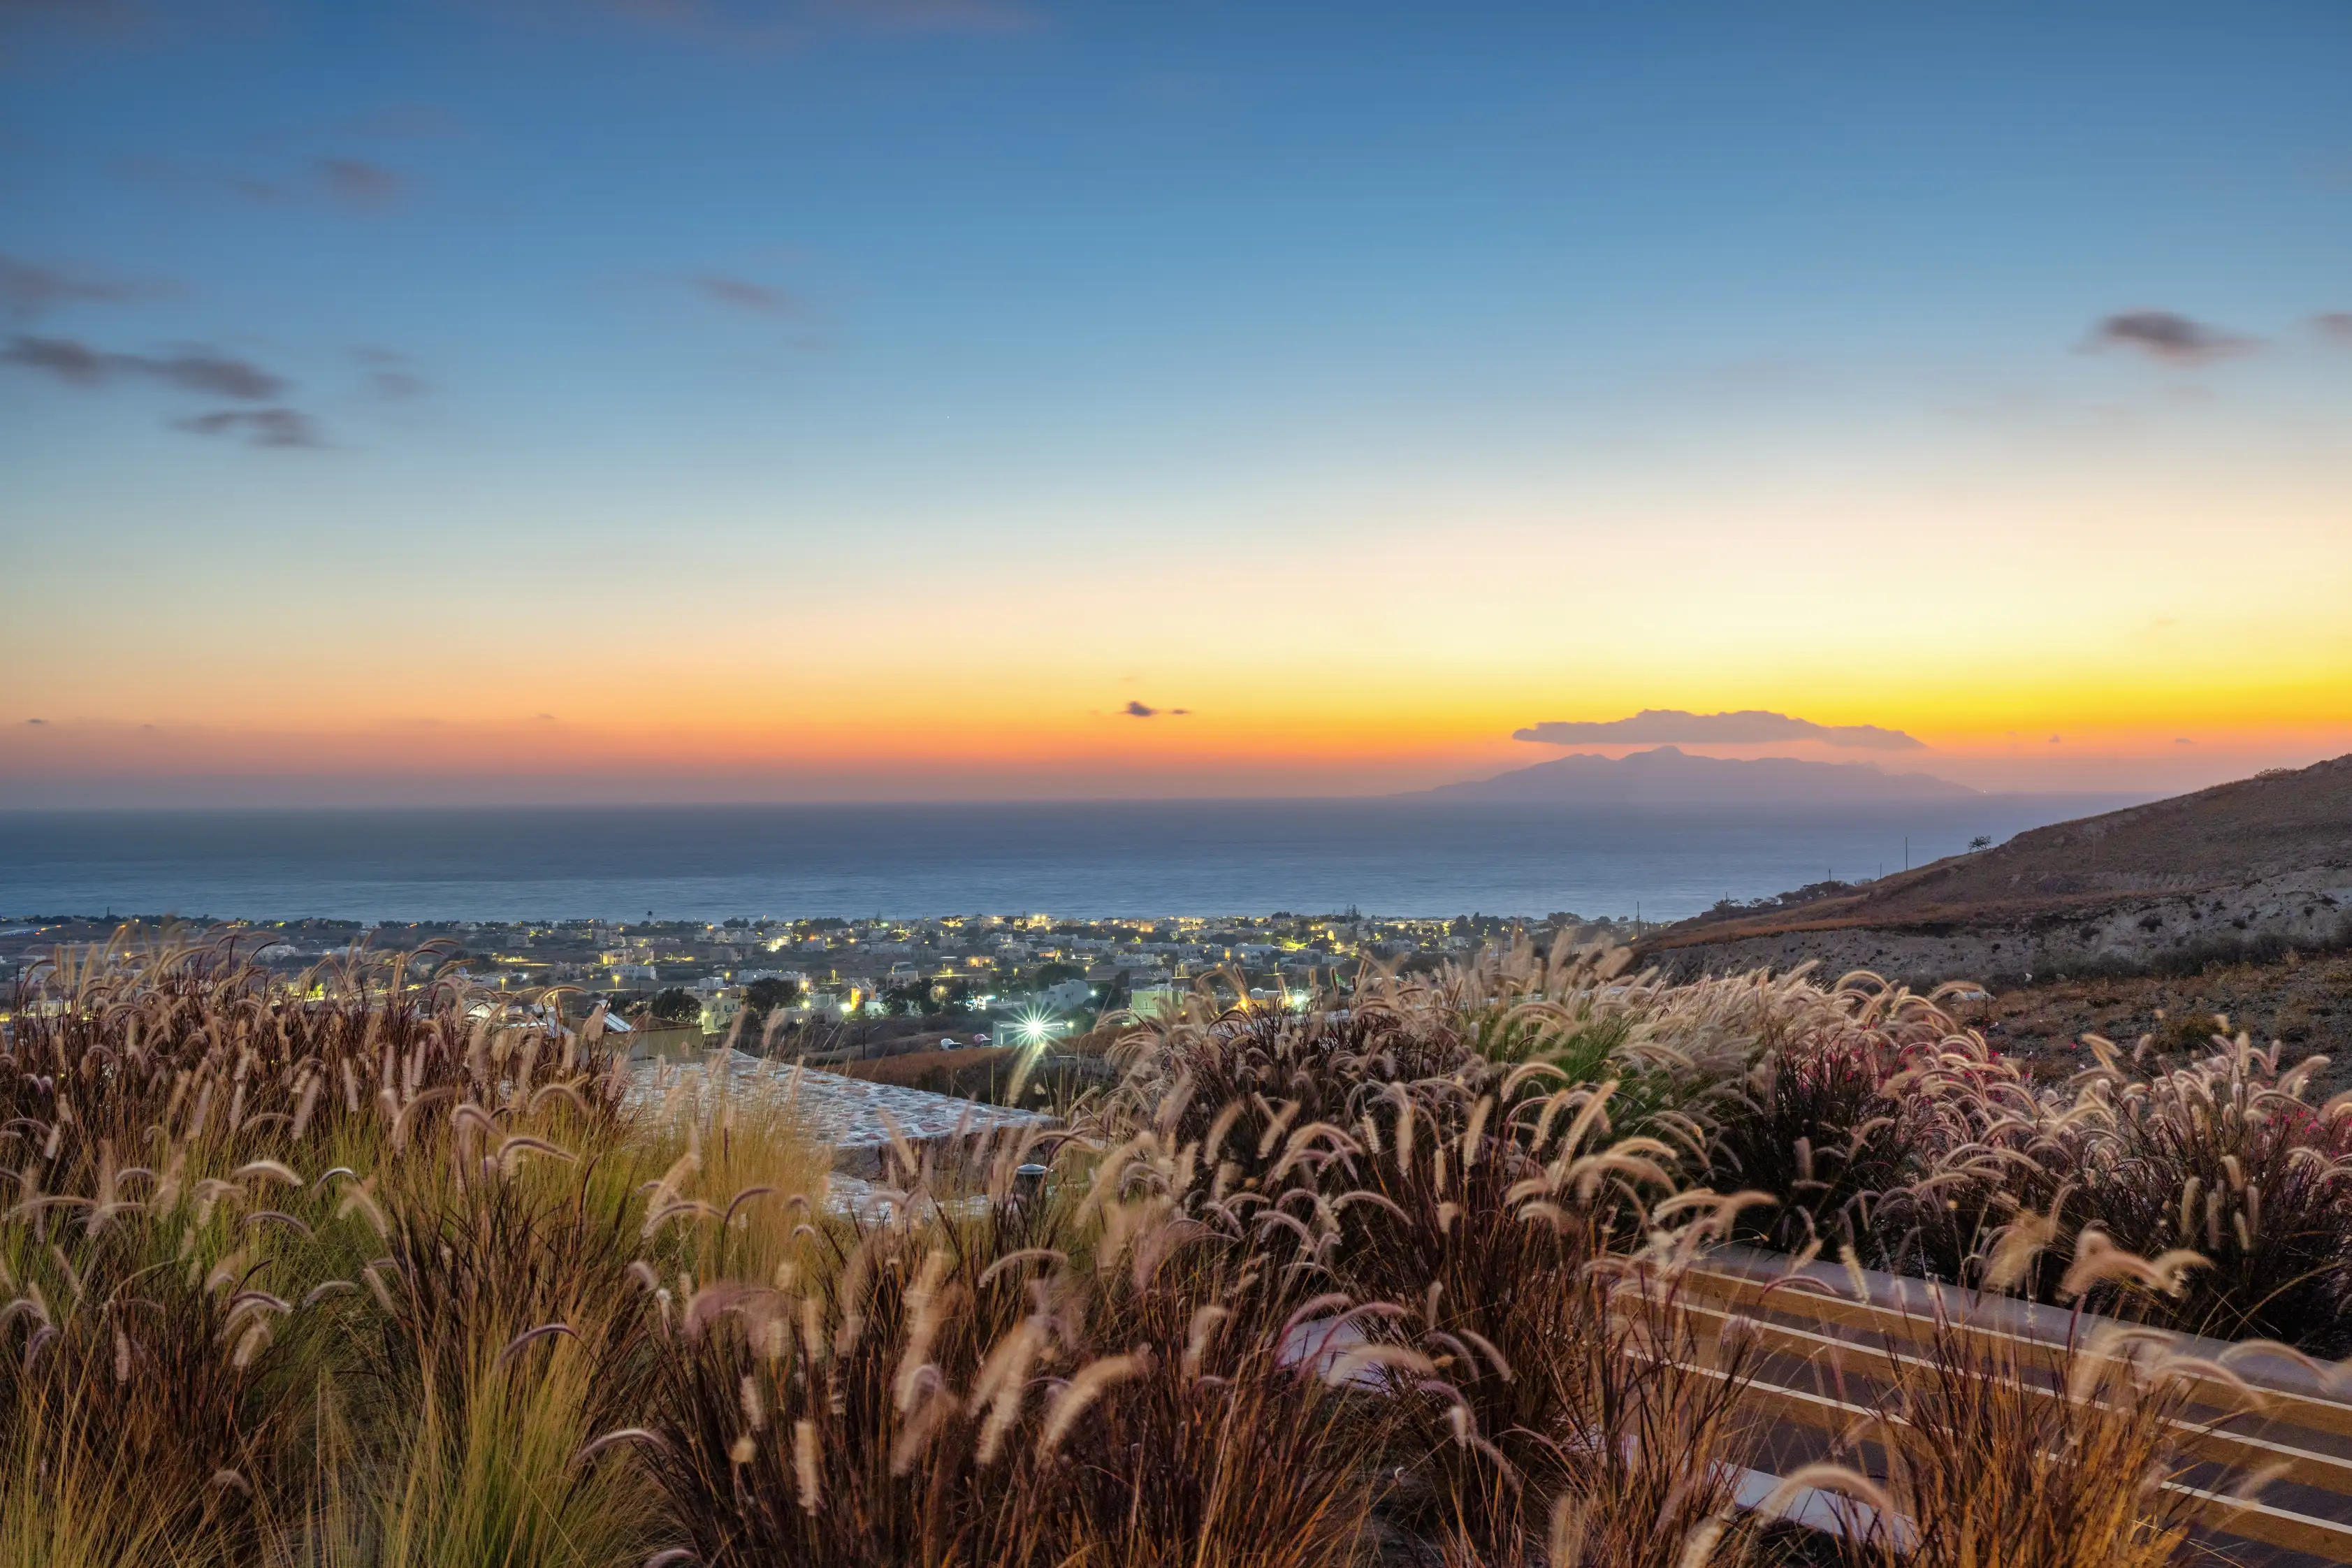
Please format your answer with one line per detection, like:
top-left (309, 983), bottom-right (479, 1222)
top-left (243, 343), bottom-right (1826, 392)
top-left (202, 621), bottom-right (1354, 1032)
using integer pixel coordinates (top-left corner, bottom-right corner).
top-left (0, 908), bottom-right (1635, 1043)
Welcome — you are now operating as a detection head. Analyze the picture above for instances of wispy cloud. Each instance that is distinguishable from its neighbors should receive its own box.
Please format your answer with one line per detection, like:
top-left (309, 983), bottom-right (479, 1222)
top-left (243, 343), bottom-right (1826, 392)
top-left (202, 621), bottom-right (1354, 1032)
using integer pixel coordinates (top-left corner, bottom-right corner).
top-left (317, 157), bottom-right (407, 210)
top-left (694, 273), bottom-right (797, 314)
top-left (2084, 310), bottom-right (2259, 365)
top-left (354, 345), bottom-right (427, 399)
top-left (2315, 312), bottom-right (2352, 347)
top-left (1121, 701), bottom-right (1191, 718)
top-left (1513, 709), bottom-right (1924, 752)
top-left (369, 367), bottom-right (426, 398)
top-left (2, 333), bottom-right (323, 448)
top-left (0, 254), bottom-right (174, 321)
top-left (0, 334), bottom-right (285, 398)
top-left (170, 407), bottom-right (324, 448)
top-left (217, 157), bottom-right (412, 211)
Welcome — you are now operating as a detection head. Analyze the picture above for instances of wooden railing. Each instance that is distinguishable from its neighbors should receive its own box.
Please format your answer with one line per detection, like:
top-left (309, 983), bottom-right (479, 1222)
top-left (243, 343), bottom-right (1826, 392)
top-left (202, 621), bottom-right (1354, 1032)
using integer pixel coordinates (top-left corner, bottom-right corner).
top-left (1678, 1245), bottom-right (2352, 1564)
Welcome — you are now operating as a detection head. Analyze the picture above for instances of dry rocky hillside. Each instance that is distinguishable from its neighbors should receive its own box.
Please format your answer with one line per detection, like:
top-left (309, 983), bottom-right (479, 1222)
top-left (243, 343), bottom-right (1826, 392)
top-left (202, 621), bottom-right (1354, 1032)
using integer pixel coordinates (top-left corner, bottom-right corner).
top-left (1637, 752), bottom-right (2352, 987)
top-left (1950, 952), bottom-right (2352, 1098)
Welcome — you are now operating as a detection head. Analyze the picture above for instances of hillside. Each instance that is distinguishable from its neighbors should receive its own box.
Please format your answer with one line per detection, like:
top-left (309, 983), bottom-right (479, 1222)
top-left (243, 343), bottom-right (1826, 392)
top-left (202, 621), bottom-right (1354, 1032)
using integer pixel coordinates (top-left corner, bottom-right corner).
top-left (1637, 753), bottom-right (2352, 983)
top-left (1422, 744), bottom-right (1976, 803)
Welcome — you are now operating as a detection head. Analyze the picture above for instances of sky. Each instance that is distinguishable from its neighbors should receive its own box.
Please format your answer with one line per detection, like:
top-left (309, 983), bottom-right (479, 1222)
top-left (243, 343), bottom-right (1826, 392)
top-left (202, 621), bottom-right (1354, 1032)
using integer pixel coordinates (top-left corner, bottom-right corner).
top-left (2, 0), bottom-right (2349, 806)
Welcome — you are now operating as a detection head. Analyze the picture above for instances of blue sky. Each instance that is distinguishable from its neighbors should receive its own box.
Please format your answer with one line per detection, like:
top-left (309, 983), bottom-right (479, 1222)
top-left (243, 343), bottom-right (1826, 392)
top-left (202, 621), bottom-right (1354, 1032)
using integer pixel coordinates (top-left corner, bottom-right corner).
top-left (3, 1), bottom-right (2349, 802)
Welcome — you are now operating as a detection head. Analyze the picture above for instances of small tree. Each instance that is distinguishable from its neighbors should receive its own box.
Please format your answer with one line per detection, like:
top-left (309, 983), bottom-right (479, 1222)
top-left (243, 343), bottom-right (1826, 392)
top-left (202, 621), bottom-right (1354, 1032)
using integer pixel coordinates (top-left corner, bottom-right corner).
top-left (743, 976), bottom-right (799, 1013)
top-left (648, 987), bottom-right (702, 1026)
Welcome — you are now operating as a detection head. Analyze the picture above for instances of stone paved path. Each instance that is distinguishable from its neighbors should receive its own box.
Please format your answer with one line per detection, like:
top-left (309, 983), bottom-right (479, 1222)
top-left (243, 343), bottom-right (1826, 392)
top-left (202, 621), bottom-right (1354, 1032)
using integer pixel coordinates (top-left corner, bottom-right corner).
top-left (624, 1048), bottom-right (1059, 1176)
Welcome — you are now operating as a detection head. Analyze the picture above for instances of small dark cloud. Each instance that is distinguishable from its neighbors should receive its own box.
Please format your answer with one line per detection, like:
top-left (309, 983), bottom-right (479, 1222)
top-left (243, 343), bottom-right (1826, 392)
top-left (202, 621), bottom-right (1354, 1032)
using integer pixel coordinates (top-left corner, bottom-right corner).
top-left (1, 335), bottom-right (286, 399)
top-left (152, 347), bottom-right (284, 399)
top-left (1, 333), bottom-right (107, 383)
top-left (1123, 701), bottom-right (1159, 718)
top-left (354, 347), bottom-right (427, 400)
top-left (215, 159), bottom-right (409, 211)
top-left (170, 407), bottom-right (322, 449)
top-left (0, 253), bottom-right (173, 320)
top-left (695, 274), bottom-right (797, 315)
top-left (2084, 310), bottom-right (2258, 365)
top-left (2315, 313), bottom-right (2352, 347)
top-left (317, 157), bottom-right (406, 210)
top-left (23, 718), bottom-right (45, 727)
top-left (1514, 709), bottom-right (1923, 752)
top-left (3, 333), bottom-right (319, 444)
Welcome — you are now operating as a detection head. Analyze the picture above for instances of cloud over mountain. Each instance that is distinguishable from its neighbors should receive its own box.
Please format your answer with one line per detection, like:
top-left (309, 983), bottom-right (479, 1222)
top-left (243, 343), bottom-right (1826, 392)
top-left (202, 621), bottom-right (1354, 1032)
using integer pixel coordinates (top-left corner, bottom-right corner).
top-left (1513, 709), bottom-right (1924, 752)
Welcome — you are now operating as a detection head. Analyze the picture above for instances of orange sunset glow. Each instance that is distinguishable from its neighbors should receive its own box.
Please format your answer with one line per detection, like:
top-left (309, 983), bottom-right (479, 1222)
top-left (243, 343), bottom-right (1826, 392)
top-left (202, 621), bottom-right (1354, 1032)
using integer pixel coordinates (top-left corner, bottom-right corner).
top-left (3, 4), bottom-right (2348, 808)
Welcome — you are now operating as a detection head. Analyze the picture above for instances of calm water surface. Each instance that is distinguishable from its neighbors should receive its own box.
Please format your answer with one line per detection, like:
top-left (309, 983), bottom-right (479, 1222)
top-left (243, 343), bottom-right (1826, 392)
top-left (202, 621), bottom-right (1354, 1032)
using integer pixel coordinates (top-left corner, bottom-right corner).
top-left (0, 797), bottom-right (2138, 924)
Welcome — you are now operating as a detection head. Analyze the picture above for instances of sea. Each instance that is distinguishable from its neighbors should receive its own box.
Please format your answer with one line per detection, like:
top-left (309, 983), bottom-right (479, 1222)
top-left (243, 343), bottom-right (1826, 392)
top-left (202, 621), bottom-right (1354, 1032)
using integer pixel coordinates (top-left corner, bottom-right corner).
top-left (0, 796), bottom-right (2141, 925)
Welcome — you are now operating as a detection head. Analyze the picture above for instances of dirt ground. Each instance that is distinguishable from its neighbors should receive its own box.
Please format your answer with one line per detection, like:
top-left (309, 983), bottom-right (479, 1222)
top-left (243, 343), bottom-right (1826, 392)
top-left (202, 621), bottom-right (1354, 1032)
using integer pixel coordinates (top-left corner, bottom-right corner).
top-left (1949, 951), bottom-right (2352, 1098)
top-left (837, 1044), bottom-right (1019, 1089)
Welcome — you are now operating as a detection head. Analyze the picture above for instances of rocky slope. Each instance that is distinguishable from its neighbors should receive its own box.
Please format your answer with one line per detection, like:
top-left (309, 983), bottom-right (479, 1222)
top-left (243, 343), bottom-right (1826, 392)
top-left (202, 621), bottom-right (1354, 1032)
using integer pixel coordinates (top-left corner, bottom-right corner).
top-left (1636, 753), bottom-right (2352, 985)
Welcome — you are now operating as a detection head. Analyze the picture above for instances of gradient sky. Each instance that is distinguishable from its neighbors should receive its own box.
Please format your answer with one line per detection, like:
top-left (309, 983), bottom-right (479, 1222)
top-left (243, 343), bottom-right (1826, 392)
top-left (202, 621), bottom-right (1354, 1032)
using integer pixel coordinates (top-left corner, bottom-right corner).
top-left (3, 1), bottom-right (2349, 804)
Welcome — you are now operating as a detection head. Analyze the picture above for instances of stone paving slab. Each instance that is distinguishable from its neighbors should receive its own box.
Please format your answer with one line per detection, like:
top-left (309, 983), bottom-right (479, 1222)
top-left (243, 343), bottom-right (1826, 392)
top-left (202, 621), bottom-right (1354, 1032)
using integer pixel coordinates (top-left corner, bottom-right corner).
top-left (624, 1048), bottom-right (1058, 1175)
top-left (819, 1171), bottom-right (1001, 1224)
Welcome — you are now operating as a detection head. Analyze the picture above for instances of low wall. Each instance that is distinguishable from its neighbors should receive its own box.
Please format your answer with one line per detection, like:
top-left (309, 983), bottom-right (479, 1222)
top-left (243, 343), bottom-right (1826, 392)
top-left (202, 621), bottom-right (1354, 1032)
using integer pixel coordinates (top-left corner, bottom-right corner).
top-left (623, 1024), bottom-right (712, 1059)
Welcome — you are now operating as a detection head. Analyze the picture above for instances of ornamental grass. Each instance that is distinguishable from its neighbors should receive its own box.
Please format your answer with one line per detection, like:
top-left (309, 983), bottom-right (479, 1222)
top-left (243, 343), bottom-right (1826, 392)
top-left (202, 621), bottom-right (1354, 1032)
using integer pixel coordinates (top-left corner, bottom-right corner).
top-left (0, 927), bottom-right (2325, 1565)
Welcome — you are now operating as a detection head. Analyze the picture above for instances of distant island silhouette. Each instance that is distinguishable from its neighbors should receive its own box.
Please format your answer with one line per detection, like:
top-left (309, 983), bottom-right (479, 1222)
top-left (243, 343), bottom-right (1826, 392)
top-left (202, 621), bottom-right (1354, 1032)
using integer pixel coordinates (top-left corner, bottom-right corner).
top-left (1421, 744), bottom-right (1977, 803)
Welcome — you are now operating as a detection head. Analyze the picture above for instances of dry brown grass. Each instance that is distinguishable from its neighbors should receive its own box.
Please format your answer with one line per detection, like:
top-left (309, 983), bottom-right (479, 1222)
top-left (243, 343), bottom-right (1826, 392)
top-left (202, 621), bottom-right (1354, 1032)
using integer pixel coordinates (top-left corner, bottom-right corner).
top-left (0, 928), bottom-right (2321, 1566)
top-left (1774, 1317), bottom-right (2229, 1568)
